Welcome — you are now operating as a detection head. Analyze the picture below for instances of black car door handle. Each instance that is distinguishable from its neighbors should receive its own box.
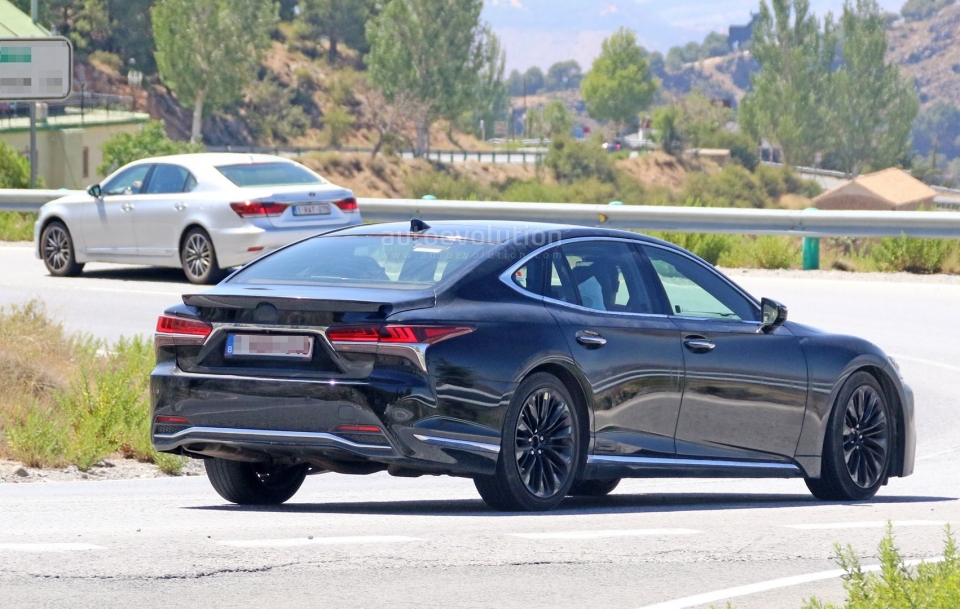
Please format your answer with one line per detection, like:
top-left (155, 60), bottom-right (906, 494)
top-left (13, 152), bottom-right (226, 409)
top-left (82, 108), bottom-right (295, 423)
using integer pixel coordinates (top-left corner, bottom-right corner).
top-left (576, 330), bottom-right (607, 347)
top-left (684, 336), bottom-right (715, 353)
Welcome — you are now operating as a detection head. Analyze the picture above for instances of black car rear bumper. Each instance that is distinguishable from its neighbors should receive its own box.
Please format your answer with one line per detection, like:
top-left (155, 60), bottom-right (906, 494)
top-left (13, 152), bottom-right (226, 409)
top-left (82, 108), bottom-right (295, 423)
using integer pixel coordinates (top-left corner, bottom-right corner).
top-left (150, 362), bottom-right (508, 476)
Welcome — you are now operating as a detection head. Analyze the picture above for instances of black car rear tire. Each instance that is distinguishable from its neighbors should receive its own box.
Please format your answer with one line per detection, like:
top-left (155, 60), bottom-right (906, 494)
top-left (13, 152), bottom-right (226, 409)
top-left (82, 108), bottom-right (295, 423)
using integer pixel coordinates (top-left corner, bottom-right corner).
top-left (205, 458), bottom-right (308, 505)
top-left (41, 221), bottom-right (84, 277)
top-left (805, 371), bottom-right (891, 502)
top-left (181, 227), bottom-right (224, 285)
top-left (568, 478), bottom-right (621, 497)
top-left (474, 373), bottom-right (581, 512)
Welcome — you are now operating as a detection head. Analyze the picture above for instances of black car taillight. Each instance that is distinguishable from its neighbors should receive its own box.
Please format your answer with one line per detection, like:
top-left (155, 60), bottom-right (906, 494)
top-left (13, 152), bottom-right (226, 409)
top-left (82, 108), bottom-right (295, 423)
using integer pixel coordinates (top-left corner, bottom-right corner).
top-left (155, 315), bottom-right (212, 360)
top-left (326, 325), bottom-right (473, 345)
top-left (156, 315), bottom-right (213, 338)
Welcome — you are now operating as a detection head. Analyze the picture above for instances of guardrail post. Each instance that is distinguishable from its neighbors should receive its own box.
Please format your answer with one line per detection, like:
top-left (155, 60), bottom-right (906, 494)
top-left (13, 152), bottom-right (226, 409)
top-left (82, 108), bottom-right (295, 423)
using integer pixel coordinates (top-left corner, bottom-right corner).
top-left (802, 208), bottom-right (820, 270)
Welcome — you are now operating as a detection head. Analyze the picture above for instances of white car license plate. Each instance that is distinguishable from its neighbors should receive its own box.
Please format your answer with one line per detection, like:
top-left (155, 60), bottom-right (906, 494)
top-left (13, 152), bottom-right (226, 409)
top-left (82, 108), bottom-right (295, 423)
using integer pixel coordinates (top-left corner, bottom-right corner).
top-left (293, 203), bottom-right (331, 216)
top-left (225, 335), bottom-right (314, 360)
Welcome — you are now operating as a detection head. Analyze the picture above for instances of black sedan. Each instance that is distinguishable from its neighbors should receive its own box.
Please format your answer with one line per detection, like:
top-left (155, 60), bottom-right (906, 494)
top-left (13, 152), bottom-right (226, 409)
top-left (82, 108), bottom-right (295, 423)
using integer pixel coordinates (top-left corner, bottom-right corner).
top-left (151, 221), bottom-right (915, 511)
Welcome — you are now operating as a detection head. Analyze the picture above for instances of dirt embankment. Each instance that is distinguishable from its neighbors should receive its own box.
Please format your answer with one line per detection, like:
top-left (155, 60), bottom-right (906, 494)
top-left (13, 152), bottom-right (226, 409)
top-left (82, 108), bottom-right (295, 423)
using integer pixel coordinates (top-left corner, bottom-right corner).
top-left (300, 151), bottom-right (697, 199)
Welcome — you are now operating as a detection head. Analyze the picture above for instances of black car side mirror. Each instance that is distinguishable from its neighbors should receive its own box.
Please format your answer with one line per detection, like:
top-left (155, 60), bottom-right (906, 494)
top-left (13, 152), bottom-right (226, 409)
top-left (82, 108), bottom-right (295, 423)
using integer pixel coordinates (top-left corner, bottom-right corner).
top-left (87, 183), bottom-right (102, 198)
top-left (760, 298), bottom-right (788, 334)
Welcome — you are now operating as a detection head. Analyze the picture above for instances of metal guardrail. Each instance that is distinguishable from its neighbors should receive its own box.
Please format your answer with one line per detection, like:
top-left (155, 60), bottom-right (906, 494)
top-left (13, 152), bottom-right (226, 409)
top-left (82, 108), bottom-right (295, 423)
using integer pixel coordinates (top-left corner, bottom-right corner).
top-left (359, 199), bottom-right (960, 239)
top-left (3, 190), bottom-right (960, 239)
top-left (0, 189), bottom-right (81, 212)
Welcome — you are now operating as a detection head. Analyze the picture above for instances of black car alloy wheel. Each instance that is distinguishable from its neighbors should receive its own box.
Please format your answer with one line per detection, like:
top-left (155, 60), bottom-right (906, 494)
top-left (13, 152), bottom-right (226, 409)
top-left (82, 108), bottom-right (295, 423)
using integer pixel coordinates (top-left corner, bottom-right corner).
top-left (806, 371), bottom-right (892, 502)
top-left (474, 373), bottom-right (581, 511)
top-left (515, 388), bottom-right (575, 498)
top-left (842, 385), bottom-right (888, 489)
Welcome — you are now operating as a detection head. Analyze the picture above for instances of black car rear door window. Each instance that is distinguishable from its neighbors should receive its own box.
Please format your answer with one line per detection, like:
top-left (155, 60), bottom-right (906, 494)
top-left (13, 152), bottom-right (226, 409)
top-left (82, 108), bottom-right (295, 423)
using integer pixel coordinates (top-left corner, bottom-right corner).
top-left (559, 241), bottom-right (656, 314)
top-left (643, 246), bottom-right (758, 322)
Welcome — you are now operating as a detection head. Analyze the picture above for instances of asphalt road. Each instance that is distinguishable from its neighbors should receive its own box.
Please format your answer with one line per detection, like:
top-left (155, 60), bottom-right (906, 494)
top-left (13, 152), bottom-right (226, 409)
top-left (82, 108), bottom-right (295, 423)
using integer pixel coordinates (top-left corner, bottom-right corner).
top-left (2, 245), bottom-right (960, 608)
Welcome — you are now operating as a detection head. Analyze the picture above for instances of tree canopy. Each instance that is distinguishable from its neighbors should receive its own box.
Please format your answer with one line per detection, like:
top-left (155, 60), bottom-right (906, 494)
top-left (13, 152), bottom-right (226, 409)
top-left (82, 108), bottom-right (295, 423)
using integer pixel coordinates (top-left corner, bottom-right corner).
top-left (299, 0), bottom-right (376, 63)
top-left (0, 141), bottom-right (31, 189)
top-left (98, 121), bottom-right (203, 175)
top-left (153, 0), bottom-right (277, 142)
top-left (826, 0), bottom-right (919, 175)
top-left (741, 0), bottom-right (918, 174)
top-left (366, 0), bottom-right (497, 154)
top-left (740, 0), bottom-right (837, 166)
top-left (581, 28), bottom-right (658, 135)
top-left (545, 61), bottom-right (583, 92)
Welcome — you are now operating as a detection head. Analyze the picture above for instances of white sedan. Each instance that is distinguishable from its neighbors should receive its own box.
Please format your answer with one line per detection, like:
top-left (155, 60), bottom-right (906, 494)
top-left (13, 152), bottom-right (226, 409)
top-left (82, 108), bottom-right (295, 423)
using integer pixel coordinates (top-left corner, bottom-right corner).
top-left (34, 153), bottom-right (362, 284)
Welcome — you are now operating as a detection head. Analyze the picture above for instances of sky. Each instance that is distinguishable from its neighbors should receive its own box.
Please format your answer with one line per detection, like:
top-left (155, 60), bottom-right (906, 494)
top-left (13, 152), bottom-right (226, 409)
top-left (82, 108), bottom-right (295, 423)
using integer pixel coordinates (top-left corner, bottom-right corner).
top-left (482, 0), bottom-right (906, 72)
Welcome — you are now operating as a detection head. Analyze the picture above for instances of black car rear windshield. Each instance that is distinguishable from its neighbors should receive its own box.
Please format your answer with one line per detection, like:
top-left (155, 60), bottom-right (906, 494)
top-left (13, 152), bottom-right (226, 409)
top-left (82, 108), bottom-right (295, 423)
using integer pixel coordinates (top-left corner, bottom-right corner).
top-left (230, 236), bottom-right (493, 289)
top-left (217, 162), bottom-right (327, 187)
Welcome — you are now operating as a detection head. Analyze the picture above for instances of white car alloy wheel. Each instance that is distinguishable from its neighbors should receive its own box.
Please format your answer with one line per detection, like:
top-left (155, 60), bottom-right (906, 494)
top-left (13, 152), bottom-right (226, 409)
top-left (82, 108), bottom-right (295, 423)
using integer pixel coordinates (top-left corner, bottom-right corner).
top-left (181, 228), bottom-right (223, 284)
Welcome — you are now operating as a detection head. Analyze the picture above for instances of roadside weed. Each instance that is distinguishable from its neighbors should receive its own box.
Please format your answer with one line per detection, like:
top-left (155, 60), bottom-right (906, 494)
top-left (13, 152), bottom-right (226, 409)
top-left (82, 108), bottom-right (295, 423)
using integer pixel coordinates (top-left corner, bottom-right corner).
top-left (804, 524), bottom-right (960, 609)
top-left (0, 212), bottom-right (36, 242)
top-left (870, 235), bottom-right (956, 274)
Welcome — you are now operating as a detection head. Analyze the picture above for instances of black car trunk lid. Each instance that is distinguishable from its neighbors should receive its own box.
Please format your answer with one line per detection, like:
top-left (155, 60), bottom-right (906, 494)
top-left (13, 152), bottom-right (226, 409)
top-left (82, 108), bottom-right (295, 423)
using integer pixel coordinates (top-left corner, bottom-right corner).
top-left (177, 285), bottom-right (436, 378)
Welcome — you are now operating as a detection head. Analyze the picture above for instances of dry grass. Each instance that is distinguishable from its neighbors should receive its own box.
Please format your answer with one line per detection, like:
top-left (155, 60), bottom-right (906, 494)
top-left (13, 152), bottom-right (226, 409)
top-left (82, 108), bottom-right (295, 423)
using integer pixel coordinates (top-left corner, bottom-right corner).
top-left (0, 301), bottom-right (77, 427)
top-left (0, 301), bottom-right (186, 474)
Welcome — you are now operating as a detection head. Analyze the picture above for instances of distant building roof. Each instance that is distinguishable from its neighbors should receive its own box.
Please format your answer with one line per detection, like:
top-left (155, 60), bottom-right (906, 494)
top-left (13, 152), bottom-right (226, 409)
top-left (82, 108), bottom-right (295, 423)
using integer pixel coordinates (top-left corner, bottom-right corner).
top-left (0, 0), bottom-right (50, 37)
top-left (813, 168), bottom-right (938, 211)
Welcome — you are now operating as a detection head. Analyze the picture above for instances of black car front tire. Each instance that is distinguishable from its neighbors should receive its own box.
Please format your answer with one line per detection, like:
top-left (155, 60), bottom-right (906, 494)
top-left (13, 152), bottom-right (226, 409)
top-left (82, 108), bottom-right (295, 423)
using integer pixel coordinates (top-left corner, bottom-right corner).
top-left (180, 227), bottom-right (224, 285)
top-left (474, 373), bottom-right (582, 512)
top-left (806, 371), bottom-right (891, 502)
top-left (41, 221), bottom-right (84, 277)
top-left (205, 458), bottom-right (308, 505)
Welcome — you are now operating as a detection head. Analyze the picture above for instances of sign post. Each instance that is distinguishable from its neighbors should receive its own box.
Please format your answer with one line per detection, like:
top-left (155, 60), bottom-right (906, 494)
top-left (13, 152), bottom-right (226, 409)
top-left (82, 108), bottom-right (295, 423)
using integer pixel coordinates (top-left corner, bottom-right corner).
top-left (0, 37), bottom-right (74, 187)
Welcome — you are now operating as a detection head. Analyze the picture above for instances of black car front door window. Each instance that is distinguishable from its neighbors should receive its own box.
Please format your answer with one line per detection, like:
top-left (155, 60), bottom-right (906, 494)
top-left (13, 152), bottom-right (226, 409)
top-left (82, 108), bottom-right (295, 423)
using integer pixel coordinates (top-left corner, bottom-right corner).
top-left (644, 246), bottom-right (758, 322)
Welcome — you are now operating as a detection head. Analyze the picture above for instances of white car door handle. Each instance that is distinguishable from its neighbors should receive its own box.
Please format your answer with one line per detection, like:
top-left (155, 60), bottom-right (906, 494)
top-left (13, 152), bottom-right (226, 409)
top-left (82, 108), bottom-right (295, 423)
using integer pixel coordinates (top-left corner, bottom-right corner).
top-left (174, 202), bottom-right (187, 212)
top-left (121, 202), bottom-right (135, 212)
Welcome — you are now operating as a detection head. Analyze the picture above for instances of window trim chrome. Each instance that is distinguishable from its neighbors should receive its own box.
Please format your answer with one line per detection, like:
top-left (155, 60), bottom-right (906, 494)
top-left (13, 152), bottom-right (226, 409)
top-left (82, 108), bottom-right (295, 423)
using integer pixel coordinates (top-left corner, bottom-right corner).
top-left (499, 236), bottom-right (761, 323)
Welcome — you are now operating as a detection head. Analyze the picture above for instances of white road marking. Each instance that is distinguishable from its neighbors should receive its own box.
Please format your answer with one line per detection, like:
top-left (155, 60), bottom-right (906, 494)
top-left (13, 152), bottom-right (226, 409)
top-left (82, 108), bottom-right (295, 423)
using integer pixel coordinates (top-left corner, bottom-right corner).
top-left (0, 543), bottom-right (107, 552)
top-left (785, 520), bottom-right (948, 530)
top-left (217, 535), bottom-right (421, 548)
top-left (635, 557), bottom-right (942, 609)
top-left (512, 529), bottom-right (699, 540)
top-left (890, 354), bottom-right (960, 374)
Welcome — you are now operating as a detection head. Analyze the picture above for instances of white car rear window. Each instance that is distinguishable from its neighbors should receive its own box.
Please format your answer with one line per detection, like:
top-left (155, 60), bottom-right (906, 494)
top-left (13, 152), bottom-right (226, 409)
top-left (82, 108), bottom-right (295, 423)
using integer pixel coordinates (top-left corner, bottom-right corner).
top-left (217, 163), bottom-right (327, 187)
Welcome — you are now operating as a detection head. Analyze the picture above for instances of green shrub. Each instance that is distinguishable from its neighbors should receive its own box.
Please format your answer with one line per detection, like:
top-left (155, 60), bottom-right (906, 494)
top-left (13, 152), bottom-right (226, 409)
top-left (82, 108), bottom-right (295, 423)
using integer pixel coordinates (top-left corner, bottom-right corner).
top-left (804, 524), bottom-right (960, 608)
top-left (0, 212), bottom-right (36, 241)
top-left (685, 165), bottom-right (770, 208)
top-left (719, 236), bottom-right (800, 269)
top-left (4, 406), bottom-right (67, 468)
top-left (545, 136), bottom-right (615, 184)
top-left (323, 106), bottom-right (355, 148)
top-left (405, 170), bottom-right (494, 201)
top-left (0, 140), bottom-right (31, 189)
top-left (243, 77), bottom-right (310, 143)
top-left (650, 232), bottom-right (737, 265)
top-left (705, 131), bottom-right (759, 171)
top-left (870, 235), bottom-right (955, 274)
top-left (89, 50), bottom-right (123, 73)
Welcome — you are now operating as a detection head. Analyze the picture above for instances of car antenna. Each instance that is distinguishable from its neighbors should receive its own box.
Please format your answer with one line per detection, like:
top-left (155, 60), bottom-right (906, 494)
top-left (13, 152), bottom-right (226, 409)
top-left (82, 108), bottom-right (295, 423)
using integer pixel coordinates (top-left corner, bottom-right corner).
top-left (410, 218), bottom-right (431, 233)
